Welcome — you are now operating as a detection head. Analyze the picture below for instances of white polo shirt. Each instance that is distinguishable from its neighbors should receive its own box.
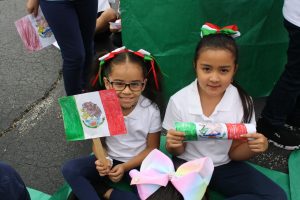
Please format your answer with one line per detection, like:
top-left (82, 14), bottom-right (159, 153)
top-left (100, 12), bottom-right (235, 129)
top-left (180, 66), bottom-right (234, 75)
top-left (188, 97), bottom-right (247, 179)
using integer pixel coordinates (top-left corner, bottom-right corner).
top-left (98, 0), bottom-right (110, 12)
top-left (106, 95), bottom-right (161, 162)
top-left (163, 79), bottom-right (255, 167)
top-left (283, 0), bottom-right (300, 27)
top-left (98, 0), bottom-right (116, 13)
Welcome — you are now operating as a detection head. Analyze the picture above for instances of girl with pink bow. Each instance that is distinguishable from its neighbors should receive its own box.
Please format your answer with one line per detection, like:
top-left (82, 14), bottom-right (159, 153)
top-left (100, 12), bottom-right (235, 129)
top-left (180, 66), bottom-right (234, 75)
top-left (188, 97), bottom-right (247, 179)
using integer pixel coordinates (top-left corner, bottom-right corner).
top-left (162, 23), bottom-right (287, 200)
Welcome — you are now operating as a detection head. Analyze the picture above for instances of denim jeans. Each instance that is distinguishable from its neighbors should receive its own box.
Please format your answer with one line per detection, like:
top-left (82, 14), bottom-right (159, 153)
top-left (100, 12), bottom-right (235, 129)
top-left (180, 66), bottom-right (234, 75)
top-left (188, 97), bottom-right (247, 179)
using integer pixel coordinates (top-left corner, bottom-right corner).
top-left (261, 19), bottom-right (300, 126)
top-left (40, 0), bottom-right (98, 95)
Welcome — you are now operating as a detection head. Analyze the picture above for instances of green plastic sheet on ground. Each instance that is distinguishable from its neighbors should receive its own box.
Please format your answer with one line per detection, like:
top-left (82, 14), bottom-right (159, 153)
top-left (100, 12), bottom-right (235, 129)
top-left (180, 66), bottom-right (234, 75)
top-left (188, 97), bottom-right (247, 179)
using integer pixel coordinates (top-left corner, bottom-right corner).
top-left (27, 187), bottom-right (51, 200)
top-left (121, 0), bottom-right (288, 99)
top-left (48, 183), bottom-right (71, 200)
top-left (289, 150), bottom-right (300, 200)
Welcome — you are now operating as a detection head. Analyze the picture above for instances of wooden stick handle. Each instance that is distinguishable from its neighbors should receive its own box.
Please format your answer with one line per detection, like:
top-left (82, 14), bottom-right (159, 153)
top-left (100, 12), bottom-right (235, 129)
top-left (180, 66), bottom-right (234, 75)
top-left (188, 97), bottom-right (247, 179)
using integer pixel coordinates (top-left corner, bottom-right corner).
top-left (92, 138), bottom-right (108, 168)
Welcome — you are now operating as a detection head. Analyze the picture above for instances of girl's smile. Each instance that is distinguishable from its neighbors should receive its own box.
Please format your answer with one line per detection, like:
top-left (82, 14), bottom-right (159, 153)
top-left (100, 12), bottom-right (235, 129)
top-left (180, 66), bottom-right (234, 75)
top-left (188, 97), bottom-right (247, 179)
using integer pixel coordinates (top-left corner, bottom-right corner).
top-left (119, 96), bottom-right (136, 106)
top-left (207, 84), bottom-right (221, 88)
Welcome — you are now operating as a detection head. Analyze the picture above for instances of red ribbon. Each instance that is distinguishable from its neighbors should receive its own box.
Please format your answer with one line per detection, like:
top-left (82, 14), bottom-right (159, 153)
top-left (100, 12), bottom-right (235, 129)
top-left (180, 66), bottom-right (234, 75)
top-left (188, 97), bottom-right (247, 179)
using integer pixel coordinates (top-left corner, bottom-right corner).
top-left (205, 23), bottom-right (238, 32)
top-left (92, 48), bottom-right (160, 90)
top-left (91, 73), bottom-right (99, 87)
top-left (134, 51), bottom-right (159, 90)
top-left (148, 59), bottom-right (159, 90)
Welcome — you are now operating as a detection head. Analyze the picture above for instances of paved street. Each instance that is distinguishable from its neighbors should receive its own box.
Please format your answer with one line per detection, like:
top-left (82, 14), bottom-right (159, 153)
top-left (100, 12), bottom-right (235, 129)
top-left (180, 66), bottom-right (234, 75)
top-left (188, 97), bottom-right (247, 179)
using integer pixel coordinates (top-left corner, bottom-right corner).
top-left (0, 0), bottom-right (91, 194)
top-left (0, 0), bottom-right (292, 197)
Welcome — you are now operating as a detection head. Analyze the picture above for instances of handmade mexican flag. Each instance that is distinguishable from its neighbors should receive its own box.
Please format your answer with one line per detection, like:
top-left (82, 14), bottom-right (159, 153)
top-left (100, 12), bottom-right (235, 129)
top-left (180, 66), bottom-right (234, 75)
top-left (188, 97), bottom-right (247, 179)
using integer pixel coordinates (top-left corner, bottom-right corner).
top-left (58, 89), bottom-right (126, 141)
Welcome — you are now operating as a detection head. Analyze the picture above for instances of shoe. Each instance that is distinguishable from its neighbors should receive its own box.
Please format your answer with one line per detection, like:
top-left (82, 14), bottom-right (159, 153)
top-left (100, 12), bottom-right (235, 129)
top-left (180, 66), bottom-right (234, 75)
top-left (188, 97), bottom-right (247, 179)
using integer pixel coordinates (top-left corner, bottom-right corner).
top-left (257, 117), bottom-right (300, 150)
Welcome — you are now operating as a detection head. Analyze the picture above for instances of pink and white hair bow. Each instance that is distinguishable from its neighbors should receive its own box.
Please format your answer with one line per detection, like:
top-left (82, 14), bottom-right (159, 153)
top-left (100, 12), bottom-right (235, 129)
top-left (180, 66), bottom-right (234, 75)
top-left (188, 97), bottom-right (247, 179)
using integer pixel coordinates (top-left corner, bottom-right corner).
top-left (129, 149), bottom-right (214, 200)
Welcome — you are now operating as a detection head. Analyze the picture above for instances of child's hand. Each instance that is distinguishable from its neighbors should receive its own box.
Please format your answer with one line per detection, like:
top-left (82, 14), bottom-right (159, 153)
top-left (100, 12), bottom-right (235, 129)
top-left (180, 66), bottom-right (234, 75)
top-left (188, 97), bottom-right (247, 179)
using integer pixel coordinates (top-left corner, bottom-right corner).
top-left (241, 133), bottom-right (268, 153)
top-left (166, 129), bottom-right (185, 148)
top-left (95, 159), bottom-right (112, 176)
top-left (108, 164), bottom-right (125, 182)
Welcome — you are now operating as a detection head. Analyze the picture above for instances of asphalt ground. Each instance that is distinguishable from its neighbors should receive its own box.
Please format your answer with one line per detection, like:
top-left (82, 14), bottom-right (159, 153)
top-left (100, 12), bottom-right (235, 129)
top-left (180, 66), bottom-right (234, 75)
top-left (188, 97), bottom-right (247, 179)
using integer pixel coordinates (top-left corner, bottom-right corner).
top-left (0, 0), bottom-right (292, 196)
top-left (0, 0), bottom-right (91, 194)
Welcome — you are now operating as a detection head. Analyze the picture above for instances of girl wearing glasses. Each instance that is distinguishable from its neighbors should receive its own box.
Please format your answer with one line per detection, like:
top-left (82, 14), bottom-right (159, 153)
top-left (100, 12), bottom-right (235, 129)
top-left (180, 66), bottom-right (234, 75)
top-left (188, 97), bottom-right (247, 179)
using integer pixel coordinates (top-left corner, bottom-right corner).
top-left (62, 47), bottom-right (164, 200)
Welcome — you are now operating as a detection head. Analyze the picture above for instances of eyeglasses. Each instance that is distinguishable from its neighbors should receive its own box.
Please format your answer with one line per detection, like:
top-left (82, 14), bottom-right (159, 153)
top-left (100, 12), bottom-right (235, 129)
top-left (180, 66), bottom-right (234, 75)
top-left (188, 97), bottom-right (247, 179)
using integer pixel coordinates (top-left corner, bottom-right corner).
top-left (106, 78), bottom-right (145, 91)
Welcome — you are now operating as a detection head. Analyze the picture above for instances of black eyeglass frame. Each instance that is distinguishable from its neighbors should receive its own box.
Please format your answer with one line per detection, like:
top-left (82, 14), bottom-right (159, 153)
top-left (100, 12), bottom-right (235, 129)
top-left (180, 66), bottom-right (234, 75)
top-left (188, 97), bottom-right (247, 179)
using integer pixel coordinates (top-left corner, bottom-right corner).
top-left (106, 78), bottom-right (145, 91)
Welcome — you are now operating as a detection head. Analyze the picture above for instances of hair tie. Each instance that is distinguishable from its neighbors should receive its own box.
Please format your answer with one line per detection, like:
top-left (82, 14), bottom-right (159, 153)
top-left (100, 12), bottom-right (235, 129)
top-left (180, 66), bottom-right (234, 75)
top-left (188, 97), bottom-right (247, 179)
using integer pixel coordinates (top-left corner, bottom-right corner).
top-left (92, 47), bottom-right (130, 87)
top-left (91, 46), bottom-right (162, 90)
top-left (200, 22), bottom-right (241, 38)
top-left (133, 50), bottom-right (160, 90)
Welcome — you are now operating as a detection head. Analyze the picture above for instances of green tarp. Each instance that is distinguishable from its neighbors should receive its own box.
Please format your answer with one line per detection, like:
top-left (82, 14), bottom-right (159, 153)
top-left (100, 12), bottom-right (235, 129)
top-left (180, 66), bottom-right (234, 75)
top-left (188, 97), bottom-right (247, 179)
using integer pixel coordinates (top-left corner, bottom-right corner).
top-left (289, 150), bottom-right (300, 200)
top-left (121, 0), bottom-right (288, 99)
top-left (27, 188), bottom-right (50, 200)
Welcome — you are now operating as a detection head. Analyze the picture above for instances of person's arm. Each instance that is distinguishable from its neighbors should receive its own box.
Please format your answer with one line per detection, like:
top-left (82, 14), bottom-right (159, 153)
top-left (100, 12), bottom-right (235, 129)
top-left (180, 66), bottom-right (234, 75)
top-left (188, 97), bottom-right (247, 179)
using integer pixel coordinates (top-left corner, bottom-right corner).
top-left (229, 133), bottom-right (268, 160)
top-left (108, 132), bottom-right (160, 182)
top-left (163, 97), bottom-right (186, 156)
top-left (26, 0), bottom-right (39, 17)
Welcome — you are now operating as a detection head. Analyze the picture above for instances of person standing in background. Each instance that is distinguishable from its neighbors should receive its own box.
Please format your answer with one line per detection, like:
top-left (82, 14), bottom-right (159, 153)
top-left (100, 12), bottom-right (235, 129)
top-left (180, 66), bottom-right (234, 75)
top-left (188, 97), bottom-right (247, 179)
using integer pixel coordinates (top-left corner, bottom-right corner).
top-left (26, 0), bottom-right (98, 96)
top-left (257, 0), bottom-right (300, 150)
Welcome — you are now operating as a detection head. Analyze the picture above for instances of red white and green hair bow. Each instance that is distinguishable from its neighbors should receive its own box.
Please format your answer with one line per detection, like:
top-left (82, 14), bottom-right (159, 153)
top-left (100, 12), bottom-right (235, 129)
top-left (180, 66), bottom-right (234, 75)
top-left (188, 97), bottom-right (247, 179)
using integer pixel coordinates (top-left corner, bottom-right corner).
top-left (201, 22), bottom-right (241, 38)
top-left (92, 46), bottom-right (161, 90)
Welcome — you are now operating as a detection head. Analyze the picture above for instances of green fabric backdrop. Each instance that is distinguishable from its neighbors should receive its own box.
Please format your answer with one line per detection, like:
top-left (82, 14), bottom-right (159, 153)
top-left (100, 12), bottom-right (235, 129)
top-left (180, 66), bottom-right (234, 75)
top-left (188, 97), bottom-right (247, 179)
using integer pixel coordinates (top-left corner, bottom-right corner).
top-left (121, 0), bottom-right (288, 100)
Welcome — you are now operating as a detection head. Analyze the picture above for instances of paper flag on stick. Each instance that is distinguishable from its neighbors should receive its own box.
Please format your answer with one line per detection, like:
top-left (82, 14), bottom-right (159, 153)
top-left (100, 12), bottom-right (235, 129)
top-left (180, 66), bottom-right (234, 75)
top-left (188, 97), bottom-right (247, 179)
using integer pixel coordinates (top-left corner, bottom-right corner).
top-left (58, 89), bottom-right (127, 141)
top-left (15, 8), bottom-right (56, 51)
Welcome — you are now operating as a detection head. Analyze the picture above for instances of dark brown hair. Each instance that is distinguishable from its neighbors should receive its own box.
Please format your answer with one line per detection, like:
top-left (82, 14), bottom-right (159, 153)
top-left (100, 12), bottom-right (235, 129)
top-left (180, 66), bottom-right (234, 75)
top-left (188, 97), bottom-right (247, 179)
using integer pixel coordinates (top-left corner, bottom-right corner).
top-left (88, 51), bottom-right (165, 113)
top-left (194, 34), bottom-right (253, 123)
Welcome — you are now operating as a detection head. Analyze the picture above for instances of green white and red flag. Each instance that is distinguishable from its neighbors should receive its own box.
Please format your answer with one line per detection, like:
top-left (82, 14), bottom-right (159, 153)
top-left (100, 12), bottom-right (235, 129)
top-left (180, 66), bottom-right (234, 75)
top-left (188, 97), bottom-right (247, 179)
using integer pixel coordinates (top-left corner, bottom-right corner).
top-left (58, 89), bottom-right (126, 141)
top-left (200, 22), bottom-right (241, 38)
